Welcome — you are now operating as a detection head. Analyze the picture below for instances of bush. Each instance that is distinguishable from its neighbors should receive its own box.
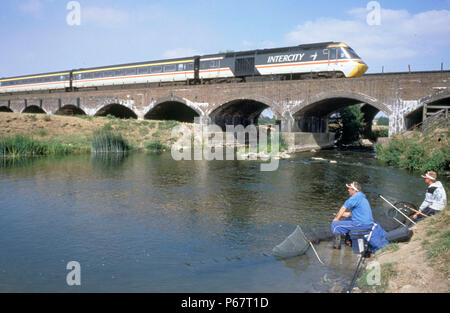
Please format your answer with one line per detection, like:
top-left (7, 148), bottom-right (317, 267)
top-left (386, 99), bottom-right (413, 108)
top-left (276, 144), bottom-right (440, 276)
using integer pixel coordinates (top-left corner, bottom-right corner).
top-left (422, 146), bottom-right (450, 173)
top-left (398, 140), bottom-right (427, 171)
top-left (146, 141), bottom-right (168, 153)
top-left (375, 135), bottom-right (450, 174)
top-left (375, 137), bottom-right (406, 166)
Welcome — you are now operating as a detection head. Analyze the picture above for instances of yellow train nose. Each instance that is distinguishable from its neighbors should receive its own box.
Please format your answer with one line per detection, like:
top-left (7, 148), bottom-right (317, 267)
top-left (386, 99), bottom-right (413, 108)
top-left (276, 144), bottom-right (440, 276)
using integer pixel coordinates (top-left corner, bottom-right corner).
top-left (348, 63), bottom-right (368, 78)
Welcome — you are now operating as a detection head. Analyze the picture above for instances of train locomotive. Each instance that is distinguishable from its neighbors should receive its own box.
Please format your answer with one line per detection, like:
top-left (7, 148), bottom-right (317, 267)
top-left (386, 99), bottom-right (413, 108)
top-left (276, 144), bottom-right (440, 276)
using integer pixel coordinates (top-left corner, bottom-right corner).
top-left (0, 42), bottom-right (368, 94)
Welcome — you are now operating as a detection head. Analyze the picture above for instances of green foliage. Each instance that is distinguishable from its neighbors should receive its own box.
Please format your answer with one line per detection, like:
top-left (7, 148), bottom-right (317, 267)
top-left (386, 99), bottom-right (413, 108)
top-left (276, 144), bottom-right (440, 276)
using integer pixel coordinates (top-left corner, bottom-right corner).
top-left (91, 130), bottom-right (130, 153)
top-left (375, 137), bottom-right (406, 165)
top-left (377, 117), bottom-right (389, 126)
top-left (422, 146), bottom-right (450, 173)
top-left (398, 140), bottom-right (427, 171)
top-left (376, 134), bottom-right (450, 174)
top-left (334, 104), bottom-right (366, 145)
top-left (372, 129), bottom-right (389, 138)
top-left (357, 262), bottom-right (398, 293)
top-left (146, 141), bottom-right (168, 153)
top-left (0, 135), bottom-right (72, 157)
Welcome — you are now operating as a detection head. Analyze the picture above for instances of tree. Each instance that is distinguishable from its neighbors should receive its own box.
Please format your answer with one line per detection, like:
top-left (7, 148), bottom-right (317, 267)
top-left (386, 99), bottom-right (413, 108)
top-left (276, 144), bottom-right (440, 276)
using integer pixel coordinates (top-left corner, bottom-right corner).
top-left (334, 104), bottom-right (366, 145)
top-left (377, 117), bottom-right (389, 126)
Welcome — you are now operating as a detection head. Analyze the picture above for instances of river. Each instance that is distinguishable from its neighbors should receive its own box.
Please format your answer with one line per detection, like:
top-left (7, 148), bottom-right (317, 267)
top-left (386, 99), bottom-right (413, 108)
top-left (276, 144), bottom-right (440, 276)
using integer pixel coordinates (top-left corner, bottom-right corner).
top-left (0, 150), bottom-right (446, 292)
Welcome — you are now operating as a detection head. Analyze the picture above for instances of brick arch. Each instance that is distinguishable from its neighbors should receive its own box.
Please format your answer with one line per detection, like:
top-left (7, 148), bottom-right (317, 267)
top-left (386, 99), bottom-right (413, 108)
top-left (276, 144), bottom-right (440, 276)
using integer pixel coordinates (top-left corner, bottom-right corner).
top-left (94, 103), bottom-right (138, 119)
top-left (55, 104), bottom-right (86, 116)
top-left (0, 106), bottom-right (13, 113)
top-left (419, 89), bottom-right (450, 107)
top-left (291, 91), bottom-right (391, 117)
top-left (144, 95), bottom-right (203, 122)
top-left (209, 96), bottom-right (282, 120)
top-left (146, 95), bottom-right (205, 117)
top-left (21, 105), bottom-right (47, 114)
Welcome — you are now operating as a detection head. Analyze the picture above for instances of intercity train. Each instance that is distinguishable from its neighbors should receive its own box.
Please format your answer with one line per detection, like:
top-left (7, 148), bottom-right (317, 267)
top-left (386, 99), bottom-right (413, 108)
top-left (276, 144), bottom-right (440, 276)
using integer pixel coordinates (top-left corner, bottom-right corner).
top-left (0, 42), bottom-right (368, 94)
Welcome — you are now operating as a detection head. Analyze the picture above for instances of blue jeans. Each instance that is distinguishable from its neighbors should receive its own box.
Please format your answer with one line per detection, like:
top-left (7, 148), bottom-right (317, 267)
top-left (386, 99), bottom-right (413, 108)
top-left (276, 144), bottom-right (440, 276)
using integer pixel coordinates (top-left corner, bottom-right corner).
top-left (331, 220), bottom-right (374, 235)
top-left (410, 207), bottom-right (438, 225)
top-left (331, 220), bottom-right (374, 247)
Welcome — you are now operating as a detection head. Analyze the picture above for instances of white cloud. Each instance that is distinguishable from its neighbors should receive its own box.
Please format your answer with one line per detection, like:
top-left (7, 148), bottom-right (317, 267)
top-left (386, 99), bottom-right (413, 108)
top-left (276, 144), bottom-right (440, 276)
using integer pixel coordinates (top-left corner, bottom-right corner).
top-left (285, 8), bottom-right (450, 64)
top-left (19, 0), bottom-right (44, 18)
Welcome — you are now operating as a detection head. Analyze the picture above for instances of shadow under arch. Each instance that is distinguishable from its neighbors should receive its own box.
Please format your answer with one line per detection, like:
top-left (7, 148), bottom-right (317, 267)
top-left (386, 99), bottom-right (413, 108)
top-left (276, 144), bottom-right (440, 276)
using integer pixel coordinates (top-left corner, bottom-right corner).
top-left (145, 96), bottom-right (201, 122)
top-left (210, 98), bottom-right (278, 131)
top-left (95, 103), bottom-right (137, 119)
top-left (292, 92), bottom-right (391, 133)
top-left (22, 105), bottom-right (46, 114)
top-left (0, 106), bottom-right (13, 113)
top-left (55, 105), bottom-right (86, 116)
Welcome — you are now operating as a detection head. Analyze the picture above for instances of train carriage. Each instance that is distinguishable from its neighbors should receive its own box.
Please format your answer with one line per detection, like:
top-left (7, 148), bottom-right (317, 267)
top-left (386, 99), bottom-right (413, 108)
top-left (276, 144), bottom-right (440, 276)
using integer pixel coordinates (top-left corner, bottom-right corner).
top-left (0, 42), bottom-right (367, 94)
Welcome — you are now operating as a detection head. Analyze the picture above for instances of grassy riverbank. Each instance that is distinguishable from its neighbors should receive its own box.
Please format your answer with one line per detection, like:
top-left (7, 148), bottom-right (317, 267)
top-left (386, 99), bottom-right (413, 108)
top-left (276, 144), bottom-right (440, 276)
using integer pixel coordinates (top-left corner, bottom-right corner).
top-left (375, 128), bottom-right (450, 174)
top-left (0, 112), bottom-right (186, 156)
top-left (356, 206), bottom-right (449, 293)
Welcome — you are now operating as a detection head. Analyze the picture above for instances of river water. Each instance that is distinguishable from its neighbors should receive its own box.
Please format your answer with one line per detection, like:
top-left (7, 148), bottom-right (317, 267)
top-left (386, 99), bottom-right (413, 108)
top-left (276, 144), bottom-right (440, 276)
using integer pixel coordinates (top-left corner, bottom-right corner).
top-left (0, 150), bottom-right (446, 292)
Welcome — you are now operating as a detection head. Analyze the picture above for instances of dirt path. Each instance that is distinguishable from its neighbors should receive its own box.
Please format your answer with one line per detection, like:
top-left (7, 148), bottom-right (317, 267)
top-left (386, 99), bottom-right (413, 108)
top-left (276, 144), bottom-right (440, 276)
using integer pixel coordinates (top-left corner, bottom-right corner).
top-left (359, 209), bottom-right (449, 293)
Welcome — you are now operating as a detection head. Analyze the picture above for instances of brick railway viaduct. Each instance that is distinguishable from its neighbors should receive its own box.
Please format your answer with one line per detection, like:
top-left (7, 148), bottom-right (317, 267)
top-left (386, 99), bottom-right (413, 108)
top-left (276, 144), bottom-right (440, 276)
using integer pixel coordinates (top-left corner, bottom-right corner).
top-left (1, 71), bottom-right (449, 151)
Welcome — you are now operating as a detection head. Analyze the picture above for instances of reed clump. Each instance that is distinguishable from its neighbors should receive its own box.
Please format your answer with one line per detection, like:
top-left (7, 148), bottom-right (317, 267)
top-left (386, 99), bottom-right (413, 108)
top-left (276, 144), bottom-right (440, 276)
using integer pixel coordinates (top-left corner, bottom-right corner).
top-left (91, 130), bottom-right (131, 153)
top-left (0, 135), bottom-right (73, 157)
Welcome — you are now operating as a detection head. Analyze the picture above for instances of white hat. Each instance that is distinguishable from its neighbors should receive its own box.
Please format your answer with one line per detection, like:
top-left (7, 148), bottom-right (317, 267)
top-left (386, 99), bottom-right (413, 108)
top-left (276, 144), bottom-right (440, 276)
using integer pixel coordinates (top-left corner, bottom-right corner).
top-left (421, 171), bottom-right (437, 181)
top-left (346, 182), bottom-right (360, 192)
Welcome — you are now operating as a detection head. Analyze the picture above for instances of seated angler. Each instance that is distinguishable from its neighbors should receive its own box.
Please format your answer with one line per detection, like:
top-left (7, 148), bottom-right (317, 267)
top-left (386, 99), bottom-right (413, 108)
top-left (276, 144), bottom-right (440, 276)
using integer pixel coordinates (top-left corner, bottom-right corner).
top-left (412, 171), bottom-right (447, 223)
top-left (331, 182), bottom-right (375, 249)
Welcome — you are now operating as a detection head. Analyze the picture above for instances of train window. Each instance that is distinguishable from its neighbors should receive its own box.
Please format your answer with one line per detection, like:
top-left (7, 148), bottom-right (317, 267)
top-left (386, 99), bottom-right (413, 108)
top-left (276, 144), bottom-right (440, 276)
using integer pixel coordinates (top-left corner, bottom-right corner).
top-left (210, 60), bottom-right (219, 68)
top-left (125, 68), bottom-right (137, 75)
top-left (178, 64), bottom-right (185, 71)
top-left (345, 47), bottom-right (361, 59)
top-left (164, 64), bottom-right (176, 72)
top-left (76, 74), bottom-right (82, 80)
top-left (0, 82), bottom-right (2, 87)
top-left (60, 75), bottom-right (65, 81)
top-left (339, 48), bottom-right (346, 59)
top-left (151, 66), bottom-right (162, 73)
top-left (186, 63), bottom-right (194, 71)
top-left (330, 48), bottom-right (336, 60)
top-left (138, 67), bottom-right (150, 74)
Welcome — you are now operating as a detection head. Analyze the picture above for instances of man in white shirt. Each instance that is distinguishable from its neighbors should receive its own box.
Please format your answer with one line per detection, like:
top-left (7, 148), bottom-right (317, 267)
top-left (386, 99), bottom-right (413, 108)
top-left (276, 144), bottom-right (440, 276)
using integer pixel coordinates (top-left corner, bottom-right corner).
top-left (412, 171), bottom-right (447, 222)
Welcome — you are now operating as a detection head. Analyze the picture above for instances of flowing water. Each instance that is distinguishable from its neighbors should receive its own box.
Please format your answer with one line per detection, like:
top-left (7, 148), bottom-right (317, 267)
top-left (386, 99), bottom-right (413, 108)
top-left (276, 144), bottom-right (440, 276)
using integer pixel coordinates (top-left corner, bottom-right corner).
top-left (0, 150), bottom-right (446, 292)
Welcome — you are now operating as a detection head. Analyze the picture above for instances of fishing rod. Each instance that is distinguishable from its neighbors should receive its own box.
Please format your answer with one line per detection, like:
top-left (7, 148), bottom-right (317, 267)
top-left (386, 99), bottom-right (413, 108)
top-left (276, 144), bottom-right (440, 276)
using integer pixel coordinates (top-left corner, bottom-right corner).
top-left (379, 195), bottom-right (416, 225)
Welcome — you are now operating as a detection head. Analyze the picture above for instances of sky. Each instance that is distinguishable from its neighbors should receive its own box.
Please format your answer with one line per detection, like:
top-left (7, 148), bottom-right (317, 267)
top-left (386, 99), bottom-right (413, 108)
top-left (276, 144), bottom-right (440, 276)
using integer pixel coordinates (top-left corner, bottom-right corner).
top-left (1, 0), bottom-right (450, 78)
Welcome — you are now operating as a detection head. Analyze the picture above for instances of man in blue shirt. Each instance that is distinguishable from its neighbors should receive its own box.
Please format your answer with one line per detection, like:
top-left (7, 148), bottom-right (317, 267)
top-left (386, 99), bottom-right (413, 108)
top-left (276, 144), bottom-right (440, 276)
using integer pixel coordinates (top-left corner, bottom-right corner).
top-left (331, 182), bottom-right (374, 249)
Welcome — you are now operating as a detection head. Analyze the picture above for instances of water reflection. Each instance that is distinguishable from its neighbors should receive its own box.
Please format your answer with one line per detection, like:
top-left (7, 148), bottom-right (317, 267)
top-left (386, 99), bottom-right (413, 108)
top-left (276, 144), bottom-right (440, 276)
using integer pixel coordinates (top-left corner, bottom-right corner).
top-left (91, 152), bottom-right (129, 169)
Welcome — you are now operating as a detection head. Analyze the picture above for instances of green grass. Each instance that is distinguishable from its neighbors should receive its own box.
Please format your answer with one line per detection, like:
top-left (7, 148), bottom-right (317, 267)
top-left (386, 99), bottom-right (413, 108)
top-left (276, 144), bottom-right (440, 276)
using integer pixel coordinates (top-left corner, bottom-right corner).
top-left (0, 135), bottom-right (73, 157)
top-left (357, 262), bottom-right (398, 293)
